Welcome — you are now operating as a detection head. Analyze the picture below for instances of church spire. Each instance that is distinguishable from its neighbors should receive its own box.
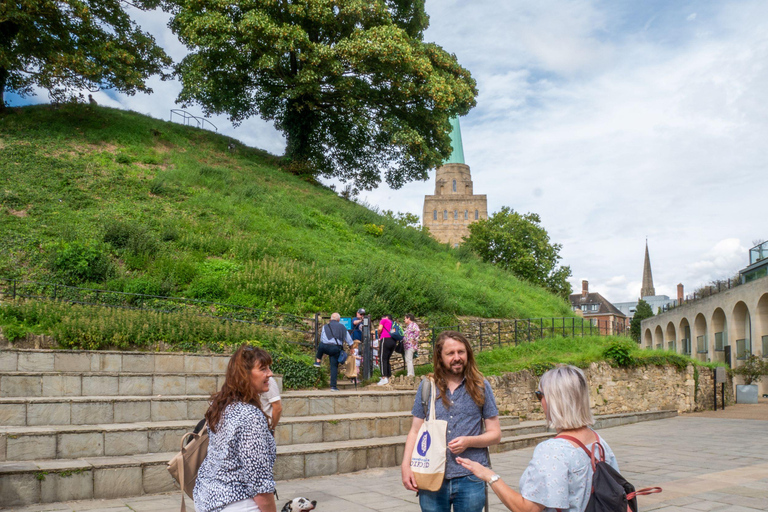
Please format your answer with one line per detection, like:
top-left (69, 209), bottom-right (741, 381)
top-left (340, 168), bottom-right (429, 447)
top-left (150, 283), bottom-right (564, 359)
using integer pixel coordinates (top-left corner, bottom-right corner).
top-left (641, 240), bottom-right (655, 298)
top-left (444, 117), bottom-right (465, 165)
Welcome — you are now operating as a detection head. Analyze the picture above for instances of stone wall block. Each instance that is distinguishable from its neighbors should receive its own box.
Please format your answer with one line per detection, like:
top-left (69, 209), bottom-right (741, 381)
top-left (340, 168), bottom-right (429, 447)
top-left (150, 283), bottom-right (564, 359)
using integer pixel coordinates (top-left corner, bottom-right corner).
top-left (71, 402), bottom-right (113, 425)
top-left (40, 470), bottom-right (93, 503)
top-left (58, 432), bottom-right (104, 458)
top-left (152, 400), bottom-right (187, 422)
top-left (187, 400), bottom-right (208, 420)
top-left (323, 420), bottom-right (350, 442)
top-left (18, 352), bottom-right (54, 372)
top-left (118, 376), bottom-right (152, 396)
top-left (0, 473), bottom-right (41, 507)
top-left (1, 376), bottom-right (42, 397)
top-left (149, 428), bottom-right (188, 453)
top-left (154, 355), bottom-right (185, 373)
top-left (186, 376), bottom-right (217, 396)
top-left (282, 398), bottom-right (309, 417)
top-left (274, 425), bottom-right (292, 446)
top-left (91, 353), bottom-right (121, 372)
top-left (308, 397), bottom-right (334, 416)
top-left (122, 354), bottom-right (154, 373)
top-left (42, 375), bottom-right (82, 397)
top-left (274, 454), bottom-right (304, 480)
top-left (153, 376), bottom-right (186, 396)
top-left (305, 451), bottom-right (337, 478)
top-left (184, 355), bottom-right (212, 374)
top-left (334, 395), bottom-right (361, 414)
top-left (104, 430), bottom-right (148, 456)
top-left (7, 435), bottom-right (56, 460)
top-left (114, 401), bottom-right (151, 423)
top-left (143, 465), bottom-right (177, 494)
top-left (0, 404), bottom-right (27, 426)
top-left (28, 403), bottom-right (71, 425)
top-left (347, 419), bottom-right (368, 441)
top-left (54, 353), bottom-right (91, 372)
top-left (82, 376), bottom-right (118, 396)
top-left (212, 357), bottom-right (229, 374)
top-left (0, 433), bottom-right (6, 461)
top-left (0, 351), bottom-right (18, 371)
top-left (291, 422), bottom-right (323, 444)
top-left (93, 467), bottom-right (143, 499)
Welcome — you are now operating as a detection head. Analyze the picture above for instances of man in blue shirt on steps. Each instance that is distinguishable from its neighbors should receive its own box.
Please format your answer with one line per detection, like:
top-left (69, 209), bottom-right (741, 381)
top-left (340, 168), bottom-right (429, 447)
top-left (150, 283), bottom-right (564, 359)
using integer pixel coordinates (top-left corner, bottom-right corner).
top-left (314, 312), bottom-right (352, 391)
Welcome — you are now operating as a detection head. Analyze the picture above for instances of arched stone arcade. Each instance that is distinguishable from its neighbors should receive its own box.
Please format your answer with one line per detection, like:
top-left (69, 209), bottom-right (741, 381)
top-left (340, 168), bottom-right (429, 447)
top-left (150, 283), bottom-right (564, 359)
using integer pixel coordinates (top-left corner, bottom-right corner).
top-left (665, 322), bottom-right (677, 352)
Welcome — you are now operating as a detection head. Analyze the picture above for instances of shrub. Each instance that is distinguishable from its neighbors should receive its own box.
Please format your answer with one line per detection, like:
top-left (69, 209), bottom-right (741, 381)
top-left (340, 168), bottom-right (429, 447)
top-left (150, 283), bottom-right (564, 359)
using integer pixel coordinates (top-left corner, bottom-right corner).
top-left (103, 220), bottom-right (158, 256)
top-left (272, 353), bottom-right (325, 389)
top-left (731, 355), bottom-right (768, 385)
top-left (363, 223), bottom-right (384, 237)
top-left (603, 339), bottom-right (637, 368)
top-left (50, 240), bottom-right (114, 284)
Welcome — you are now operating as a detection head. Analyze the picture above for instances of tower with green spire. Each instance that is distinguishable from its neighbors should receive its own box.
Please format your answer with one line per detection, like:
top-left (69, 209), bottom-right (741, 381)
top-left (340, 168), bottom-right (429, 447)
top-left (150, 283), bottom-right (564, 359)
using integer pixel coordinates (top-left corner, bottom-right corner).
top-left (422, 117), bottom-right (487, 246)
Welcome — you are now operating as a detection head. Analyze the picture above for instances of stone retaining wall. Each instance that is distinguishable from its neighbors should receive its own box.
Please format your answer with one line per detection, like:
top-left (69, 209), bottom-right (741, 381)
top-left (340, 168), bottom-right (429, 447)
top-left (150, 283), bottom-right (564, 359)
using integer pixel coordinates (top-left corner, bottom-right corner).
top-left (391, 362), bottom-right (734, 418)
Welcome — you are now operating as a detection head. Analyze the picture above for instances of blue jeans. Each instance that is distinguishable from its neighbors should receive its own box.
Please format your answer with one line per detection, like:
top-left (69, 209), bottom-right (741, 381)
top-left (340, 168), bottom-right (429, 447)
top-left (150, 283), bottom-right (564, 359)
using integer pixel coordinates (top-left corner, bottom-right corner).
top-left (419, 475), bottom-right (486, 512)
top-left (315, 343), bottom-right (342, 388)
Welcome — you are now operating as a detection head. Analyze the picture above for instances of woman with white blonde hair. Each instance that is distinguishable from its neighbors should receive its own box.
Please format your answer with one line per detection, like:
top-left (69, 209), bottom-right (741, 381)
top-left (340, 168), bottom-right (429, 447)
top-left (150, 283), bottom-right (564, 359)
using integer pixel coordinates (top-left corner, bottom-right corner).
top-left (457, 365), bottom-right (619, 512)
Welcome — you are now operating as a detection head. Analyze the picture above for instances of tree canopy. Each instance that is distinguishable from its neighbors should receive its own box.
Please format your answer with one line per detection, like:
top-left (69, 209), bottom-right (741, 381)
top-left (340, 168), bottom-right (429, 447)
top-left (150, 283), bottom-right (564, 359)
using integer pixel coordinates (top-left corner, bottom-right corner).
top-left (463, 207), bottom-right (572, 300)
top-left (630, 299), bottom-right (654, 343)
top-left (0, 0), bottom-right (171, 107)
top-left (165, 0), bottom-right (477, 190)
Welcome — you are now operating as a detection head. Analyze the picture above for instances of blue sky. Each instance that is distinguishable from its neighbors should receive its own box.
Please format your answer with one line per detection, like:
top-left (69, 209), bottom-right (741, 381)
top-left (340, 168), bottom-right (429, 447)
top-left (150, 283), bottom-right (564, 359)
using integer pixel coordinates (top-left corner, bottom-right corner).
top-left (9, 0), bottom-right (768, 303)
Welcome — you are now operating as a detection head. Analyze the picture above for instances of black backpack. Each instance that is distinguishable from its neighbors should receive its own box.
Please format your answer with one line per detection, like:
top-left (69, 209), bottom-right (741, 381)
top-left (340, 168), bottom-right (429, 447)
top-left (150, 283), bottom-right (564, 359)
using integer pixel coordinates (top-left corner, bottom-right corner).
top-left (556, 433), bottom-right (661, 512)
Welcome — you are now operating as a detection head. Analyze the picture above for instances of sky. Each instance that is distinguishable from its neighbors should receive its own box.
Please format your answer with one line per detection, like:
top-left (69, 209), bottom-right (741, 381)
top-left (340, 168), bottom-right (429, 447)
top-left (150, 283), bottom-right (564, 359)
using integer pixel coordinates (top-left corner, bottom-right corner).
top-left (9, 0), bottom-right (768, 304)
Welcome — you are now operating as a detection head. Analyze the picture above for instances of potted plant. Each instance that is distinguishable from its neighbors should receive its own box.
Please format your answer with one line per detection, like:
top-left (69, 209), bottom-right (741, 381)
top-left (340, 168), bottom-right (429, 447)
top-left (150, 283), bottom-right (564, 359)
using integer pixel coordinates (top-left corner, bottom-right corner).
top-left (731, 355), bottom-right (768, 404)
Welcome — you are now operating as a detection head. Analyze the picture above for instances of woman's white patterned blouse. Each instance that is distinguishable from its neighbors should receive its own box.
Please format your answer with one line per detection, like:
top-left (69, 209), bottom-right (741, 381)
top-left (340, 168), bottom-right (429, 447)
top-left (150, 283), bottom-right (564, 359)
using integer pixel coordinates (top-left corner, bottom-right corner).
top-left (193, 402), bottom-right (276, 512)
top-left (519, 437), bottom-right (618, 512)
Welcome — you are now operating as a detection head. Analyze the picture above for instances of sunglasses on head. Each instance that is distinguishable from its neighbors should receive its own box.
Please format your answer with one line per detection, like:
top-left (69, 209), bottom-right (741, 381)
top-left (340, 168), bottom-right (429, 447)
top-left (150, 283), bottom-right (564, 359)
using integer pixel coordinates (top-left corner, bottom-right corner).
top-left (534, 390), bottom-right (544, 401)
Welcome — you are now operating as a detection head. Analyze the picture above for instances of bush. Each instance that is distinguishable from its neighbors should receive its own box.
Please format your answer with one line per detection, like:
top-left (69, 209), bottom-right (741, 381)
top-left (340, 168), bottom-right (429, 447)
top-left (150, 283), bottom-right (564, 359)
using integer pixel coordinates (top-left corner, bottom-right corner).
top-left (602, 339), bottom-right (637, 368)
top-left (731, 355), bottom-right (768, 385)
top-left (50, 240), bottom-right (114, 284)
top-left (103, 220), bottom-right (159, 256)
top-left (272, 353), bottom-right (325, 389)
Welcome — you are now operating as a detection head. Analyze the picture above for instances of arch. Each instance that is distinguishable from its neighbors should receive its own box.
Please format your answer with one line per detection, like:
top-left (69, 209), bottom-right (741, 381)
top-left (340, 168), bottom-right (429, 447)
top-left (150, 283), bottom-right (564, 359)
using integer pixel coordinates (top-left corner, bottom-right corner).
top-left (665, 322), bottom-right (677, 352)
top-left (452, 179), bottom-right (457, 192)
top-left (756, 294), bottom-right (768, 358)
top-left (731, 301), bottom-right (752, 361)
top-left (693, 313), bottom-right (708, 361)
top-left (654, 325), bottom-right (664, 349)
top-left (712, 307), bottom-right (728, 361)
top-left (679, 318), bottom-right (691, 355)
top-left (643, 328), bottom-right (653, 349)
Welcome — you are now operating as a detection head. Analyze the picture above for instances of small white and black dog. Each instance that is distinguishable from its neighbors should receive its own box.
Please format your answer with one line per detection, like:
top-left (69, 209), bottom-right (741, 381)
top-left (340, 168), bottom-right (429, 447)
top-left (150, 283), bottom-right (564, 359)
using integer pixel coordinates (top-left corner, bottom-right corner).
top-left (281, 497), bottom-right (317, 512)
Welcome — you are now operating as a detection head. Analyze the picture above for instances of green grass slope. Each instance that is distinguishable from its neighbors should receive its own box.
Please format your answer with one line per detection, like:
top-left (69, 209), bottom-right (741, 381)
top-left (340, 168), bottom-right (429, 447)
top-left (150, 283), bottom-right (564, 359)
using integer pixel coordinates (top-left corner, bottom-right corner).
top-left (0, 105), bottom-right (572, 322)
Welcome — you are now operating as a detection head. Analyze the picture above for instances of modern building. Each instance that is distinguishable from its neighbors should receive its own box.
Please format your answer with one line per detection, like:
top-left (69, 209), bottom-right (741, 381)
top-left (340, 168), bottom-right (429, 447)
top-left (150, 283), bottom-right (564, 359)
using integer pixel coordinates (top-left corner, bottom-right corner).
top-left (569, 280), bottom-right (629, 335)
top-left (641, 239), bottom-right (768, 396)
top-left (614, 242), bottom-right (676, 318)
top-left (422, 118), bottom-right (488, 246)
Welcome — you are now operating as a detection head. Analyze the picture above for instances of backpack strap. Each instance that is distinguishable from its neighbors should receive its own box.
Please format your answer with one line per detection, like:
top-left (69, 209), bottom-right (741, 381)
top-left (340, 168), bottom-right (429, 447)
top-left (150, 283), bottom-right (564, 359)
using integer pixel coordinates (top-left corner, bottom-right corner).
top-left (555, 431), bottom-right (604, 471)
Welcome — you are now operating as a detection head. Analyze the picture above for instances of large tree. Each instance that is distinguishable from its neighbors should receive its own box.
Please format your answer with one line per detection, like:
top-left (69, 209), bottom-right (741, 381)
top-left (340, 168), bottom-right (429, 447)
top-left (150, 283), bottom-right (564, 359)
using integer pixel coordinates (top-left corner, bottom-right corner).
top-left (463, 207), bottom-right (573, 300)
top-left (165, 0), bottom-right (477, 190)
top-left (630, 299), bottom-right (654, 343)
top-left (0, 0), bottom-right (171, 108)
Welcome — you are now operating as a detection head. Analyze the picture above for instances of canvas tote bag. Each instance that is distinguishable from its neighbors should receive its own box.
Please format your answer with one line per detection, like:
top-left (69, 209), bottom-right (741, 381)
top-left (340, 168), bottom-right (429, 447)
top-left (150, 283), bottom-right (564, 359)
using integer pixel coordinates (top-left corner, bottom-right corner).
top-left (168, 419), bottom-right (209, 512)
top-left (410, 377), bottom-right (448, 491)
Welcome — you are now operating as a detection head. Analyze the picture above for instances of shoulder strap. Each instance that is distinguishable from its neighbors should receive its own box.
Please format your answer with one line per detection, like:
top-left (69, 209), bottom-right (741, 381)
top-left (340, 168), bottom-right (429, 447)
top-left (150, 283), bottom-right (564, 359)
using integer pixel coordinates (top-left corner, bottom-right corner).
top-left (421, 377), bottom-right (431, 417)
top-left (556, 431), bottom-right (604, 470)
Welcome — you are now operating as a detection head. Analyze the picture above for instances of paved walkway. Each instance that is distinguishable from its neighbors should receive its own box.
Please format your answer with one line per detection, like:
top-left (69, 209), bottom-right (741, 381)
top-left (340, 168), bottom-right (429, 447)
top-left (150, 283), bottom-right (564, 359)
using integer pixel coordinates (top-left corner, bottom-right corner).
top-left (6, 408), bottom-right (768, 512)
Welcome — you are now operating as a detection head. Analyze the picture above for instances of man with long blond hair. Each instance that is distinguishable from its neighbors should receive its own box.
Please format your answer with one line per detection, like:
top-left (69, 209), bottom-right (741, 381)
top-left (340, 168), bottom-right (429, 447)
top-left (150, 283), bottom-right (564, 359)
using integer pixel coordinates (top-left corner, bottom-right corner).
top-left (401, 331), bottom-right (502, 512)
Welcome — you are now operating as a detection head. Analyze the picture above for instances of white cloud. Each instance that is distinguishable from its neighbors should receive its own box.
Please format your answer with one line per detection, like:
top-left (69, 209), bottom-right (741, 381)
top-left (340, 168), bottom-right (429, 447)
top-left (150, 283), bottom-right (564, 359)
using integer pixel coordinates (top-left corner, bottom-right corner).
top-left (687, 13), bottom-right (698, 22)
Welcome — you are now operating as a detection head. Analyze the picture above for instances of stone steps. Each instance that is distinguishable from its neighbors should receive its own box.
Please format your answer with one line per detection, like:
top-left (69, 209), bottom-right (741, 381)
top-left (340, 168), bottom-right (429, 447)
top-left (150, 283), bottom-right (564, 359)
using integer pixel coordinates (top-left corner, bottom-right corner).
top-left (0, 410), bottom-right (676, 506)
top-left (0, 412), bottom-right (521, 461)
top-left (0, 371), bottom-right (226, 397)
top-left (0, 389), bottom-right (420, 426)
top-left (0, 349), bottom-right (231, 375)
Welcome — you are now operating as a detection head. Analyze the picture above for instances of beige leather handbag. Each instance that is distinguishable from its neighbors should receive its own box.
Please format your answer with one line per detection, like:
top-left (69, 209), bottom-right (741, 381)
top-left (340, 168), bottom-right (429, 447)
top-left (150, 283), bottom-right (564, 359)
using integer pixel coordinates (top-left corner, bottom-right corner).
top-left (167, 419), bottom-right (208, 512)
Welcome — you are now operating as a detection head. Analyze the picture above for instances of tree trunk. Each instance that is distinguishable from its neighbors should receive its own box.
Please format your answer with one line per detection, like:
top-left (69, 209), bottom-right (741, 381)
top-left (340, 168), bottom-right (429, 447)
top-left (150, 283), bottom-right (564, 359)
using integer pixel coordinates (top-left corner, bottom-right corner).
top-left (283, 94), bottom-right (319, 168)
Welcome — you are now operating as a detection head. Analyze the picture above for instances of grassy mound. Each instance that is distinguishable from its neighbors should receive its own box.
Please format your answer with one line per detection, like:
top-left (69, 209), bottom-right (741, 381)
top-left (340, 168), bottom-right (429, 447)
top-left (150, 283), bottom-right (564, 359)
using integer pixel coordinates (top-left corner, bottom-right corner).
top-left (0, 105), bottom-right (571, 322)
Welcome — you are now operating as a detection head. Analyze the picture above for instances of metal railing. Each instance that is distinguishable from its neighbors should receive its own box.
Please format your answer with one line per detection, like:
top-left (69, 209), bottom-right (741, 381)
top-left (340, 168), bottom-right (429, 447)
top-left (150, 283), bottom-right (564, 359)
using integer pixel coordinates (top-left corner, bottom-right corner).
top-left (170, 109), bottom-right (218, 132)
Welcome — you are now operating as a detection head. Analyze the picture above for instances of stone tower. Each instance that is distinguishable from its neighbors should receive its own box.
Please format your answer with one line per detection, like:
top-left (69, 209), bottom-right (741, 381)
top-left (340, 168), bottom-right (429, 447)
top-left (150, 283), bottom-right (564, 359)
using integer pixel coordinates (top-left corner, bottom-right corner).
top-left (640, 241), bottom-right (656, 298)
top-left (422, 118), bottom-right (488, 246)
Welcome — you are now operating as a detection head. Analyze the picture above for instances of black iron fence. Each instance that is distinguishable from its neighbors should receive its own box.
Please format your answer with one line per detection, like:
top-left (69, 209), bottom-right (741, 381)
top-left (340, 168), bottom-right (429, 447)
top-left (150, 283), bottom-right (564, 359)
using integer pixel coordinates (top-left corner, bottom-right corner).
top-left (427, 317), bottom-right (628, 355)
top-left (661, 278), bottom-right (742, 314)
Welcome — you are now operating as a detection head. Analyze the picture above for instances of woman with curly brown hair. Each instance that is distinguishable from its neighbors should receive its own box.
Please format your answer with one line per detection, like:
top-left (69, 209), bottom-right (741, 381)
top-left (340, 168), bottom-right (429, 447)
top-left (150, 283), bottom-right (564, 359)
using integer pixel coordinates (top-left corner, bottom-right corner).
top-left (194, 345), bottom-right (277, 512)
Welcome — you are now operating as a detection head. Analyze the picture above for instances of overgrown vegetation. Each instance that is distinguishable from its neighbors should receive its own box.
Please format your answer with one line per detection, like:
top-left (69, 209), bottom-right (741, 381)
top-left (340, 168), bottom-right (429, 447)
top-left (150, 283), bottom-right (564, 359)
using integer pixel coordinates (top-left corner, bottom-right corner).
top-left (472, 336), bottom-right (716, 377)
top-left (0, 105), bottom-right (572, 322)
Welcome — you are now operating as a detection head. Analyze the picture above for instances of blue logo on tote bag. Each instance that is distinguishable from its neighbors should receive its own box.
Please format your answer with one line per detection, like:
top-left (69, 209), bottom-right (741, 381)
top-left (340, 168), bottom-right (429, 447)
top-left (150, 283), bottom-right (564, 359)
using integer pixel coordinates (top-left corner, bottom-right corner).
top-left (417, 431), bottom-right (431, 456)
